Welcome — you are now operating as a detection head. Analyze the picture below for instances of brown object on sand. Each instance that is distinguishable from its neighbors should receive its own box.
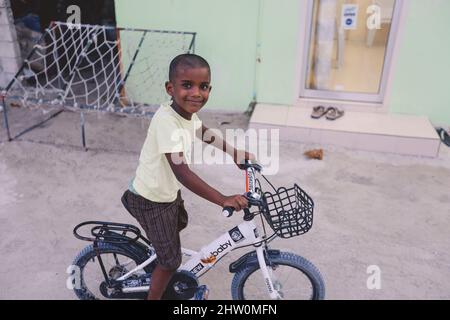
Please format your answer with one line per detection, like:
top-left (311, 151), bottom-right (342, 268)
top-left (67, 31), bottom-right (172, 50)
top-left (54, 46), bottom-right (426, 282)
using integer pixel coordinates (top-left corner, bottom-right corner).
top-left (10, 102), bottom-right (21, 108)
top-left (304, 149), bottom-right (324, 160)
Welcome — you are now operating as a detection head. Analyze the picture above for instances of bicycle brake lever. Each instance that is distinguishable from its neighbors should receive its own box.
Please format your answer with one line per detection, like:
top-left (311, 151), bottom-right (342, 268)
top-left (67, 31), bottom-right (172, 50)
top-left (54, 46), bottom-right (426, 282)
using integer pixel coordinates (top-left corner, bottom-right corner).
top-left (245, 191), bottom-right (263, 206)
top-left (252, 163), bottom-right (262, 172)
top-left (243, 208), bottom-right (253, 221)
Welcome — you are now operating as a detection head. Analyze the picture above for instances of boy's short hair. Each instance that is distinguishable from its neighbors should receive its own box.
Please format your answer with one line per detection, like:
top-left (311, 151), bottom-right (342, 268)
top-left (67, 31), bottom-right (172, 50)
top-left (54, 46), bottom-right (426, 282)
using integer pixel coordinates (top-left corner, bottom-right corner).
top-left (169, 53), bottom-right (210, 82)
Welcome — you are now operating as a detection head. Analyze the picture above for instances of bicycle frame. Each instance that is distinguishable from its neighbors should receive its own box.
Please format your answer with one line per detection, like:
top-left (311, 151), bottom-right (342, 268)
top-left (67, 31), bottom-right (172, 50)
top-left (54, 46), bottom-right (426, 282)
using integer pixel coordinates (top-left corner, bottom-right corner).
top-left (117, 220), bottom-right (280, 299)
top-left (116, 163), bottom-right (281, 299)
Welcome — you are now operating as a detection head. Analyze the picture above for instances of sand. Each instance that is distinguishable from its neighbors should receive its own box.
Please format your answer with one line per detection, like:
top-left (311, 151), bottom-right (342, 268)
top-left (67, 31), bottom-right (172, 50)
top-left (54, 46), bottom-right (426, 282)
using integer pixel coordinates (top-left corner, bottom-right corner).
top-left (1, 106), bottom-right (450, 299)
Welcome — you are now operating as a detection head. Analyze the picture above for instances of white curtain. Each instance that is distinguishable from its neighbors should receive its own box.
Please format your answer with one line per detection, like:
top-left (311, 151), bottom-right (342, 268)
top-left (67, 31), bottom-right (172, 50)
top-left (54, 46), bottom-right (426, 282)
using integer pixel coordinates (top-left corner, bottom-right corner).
top-left (313, 0), bottom-right (337, 89)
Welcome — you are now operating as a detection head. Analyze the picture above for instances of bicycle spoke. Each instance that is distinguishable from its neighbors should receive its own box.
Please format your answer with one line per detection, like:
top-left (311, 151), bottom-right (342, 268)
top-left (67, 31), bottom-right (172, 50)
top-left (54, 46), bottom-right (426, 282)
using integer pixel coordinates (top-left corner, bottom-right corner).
top-left (241, 264), bottom-right (315, 300)
top-left (113, 253), bottom-right (120, 265)
top-left (80, 251), bottom-right (141, 300)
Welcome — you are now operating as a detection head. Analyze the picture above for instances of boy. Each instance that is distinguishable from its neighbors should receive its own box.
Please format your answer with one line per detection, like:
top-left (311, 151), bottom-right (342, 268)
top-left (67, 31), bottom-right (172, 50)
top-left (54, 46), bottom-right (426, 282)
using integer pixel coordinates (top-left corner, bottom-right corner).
top-left (121, 53), bottom-right (253, 300)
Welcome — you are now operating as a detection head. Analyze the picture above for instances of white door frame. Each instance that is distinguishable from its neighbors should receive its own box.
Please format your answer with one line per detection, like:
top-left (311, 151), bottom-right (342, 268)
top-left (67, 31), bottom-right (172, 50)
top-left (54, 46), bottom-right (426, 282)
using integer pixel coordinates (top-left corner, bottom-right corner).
top-left (294, 0), bottom-right (409, 112)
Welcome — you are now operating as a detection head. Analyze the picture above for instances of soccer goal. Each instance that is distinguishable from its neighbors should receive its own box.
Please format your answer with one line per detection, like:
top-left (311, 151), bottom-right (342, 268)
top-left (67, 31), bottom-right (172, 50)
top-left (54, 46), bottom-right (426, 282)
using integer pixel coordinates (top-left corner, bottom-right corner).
top-left (1, 21), bottom-right (196, 147)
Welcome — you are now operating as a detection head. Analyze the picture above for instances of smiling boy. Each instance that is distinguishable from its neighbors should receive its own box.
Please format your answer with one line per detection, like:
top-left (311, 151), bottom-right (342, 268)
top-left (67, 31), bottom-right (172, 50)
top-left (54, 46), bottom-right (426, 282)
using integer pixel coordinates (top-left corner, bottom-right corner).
top-left (121, 53), bottom-right (253, 300)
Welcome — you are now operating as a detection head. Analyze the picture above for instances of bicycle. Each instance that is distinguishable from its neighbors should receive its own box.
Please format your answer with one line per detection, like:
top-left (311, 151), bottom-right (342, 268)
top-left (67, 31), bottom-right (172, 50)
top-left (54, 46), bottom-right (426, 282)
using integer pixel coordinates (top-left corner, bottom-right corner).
top-left (71, 161), bottom-right (325, 300)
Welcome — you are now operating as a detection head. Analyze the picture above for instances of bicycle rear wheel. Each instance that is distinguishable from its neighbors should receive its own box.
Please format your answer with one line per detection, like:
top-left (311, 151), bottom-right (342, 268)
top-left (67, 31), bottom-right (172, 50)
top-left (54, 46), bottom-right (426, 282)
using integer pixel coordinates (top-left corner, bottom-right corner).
top-left (231, 251), bottom-right (325, 300)
top-left (72, 242), bottom-right (154, 300)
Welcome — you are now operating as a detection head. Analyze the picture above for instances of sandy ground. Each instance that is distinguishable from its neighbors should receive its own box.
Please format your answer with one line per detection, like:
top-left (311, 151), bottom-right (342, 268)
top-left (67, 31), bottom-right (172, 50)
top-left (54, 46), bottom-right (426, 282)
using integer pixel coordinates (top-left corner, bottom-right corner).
top-left (1, 106), bottom-right (450, 300)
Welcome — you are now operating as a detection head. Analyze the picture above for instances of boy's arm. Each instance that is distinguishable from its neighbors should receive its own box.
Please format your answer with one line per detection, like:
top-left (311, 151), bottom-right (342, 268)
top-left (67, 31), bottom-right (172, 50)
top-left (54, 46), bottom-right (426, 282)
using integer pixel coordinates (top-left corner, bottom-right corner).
top-left (198, 124), bottom-right (255, 167)
top-left (165, 153), bottom-right (248, 211)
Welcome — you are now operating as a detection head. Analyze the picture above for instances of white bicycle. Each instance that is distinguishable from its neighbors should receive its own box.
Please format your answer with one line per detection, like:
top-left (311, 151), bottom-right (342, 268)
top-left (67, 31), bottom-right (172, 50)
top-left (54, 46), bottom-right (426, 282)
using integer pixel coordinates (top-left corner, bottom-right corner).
top-left (71, 161), bottom-right (325, 300)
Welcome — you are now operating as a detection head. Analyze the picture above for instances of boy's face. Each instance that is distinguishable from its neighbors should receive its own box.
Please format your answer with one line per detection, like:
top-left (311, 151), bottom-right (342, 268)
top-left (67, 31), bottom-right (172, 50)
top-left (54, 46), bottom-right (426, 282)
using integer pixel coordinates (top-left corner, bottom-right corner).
top-left (165, 67), bottom-right (211, 115)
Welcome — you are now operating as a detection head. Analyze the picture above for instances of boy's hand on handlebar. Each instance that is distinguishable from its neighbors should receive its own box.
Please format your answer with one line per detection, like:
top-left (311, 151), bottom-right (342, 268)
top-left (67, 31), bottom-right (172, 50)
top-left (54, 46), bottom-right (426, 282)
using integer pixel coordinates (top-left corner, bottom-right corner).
top-left (234, 150), bottom-right (256, 170)
top-left (222, 195), bottom-right (248, 212)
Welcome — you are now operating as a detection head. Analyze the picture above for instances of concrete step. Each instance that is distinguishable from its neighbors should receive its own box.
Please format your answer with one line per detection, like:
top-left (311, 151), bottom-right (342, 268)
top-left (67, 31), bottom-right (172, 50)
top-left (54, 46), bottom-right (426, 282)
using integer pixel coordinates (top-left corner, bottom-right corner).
top-left (249, 104), bottom-right (441, 157)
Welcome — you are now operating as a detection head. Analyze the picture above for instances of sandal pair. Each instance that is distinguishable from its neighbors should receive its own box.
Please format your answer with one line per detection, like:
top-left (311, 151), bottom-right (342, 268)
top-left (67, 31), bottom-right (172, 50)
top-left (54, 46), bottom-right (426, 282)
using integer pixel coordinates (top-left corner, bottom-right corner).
top-left (311, 106), bottom-right (345, 120)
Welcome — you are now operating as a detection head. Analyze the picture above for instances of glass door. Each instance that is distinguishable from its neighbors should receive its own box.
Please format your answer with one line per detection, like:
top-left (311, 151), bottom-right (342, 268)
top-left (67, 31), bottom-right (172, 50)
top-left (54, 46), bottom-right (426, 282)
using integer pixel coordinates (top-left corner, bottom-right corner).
top-left (301, 0), bottom-right (403, 103)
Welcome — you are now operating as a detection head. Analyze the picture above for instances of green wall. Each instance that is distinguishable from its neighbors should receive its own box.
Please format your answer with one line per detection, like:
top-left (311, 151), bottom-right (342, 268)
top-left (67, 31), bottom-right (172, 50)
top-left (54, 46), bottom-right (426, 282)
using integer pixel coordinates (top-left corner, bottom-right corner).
top-left (389, 0), bottom-right (450, 125)
top-left (256, 0), bottom-right (301, 106)
top-left (254, 0), bottom-right (450, 125)
top-left (115, 0), bottom-right (259, 111)
top-left (115, 0), bottom-right (450, 125)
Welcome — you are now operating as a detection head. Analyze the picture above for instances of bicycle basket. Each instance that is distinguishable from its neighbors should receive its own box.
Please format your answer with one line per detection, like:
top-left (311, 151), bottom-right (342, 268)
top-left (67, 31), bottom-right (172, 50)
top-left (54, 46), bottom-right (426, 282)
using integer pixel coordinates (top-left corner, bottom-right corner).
top-left (261, 184), bottom-right (314, 238)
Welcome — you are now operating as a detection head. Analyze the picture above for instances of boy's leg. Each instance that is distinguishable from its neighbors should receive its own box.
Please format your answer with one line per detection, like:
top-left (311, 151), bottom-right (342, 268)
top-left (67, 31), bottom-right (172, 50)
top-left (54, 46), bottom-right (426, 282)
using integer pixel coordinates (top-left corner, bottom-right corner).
top-left (149, 192), bottom-right (187, 299)
top-left (147, 265), bottom-right (175, 300)
top-left (121, 190), bottom-right (186, 300)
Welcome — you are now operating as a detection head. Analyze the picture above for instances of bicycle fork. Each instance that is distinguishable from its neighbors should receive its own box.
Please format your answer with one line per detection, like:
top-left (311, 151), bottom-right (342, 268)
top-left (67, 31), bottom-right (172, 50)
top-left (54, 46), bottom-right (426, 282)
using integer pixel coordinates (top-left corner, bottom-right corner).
top-left (255, 246), bottom-right (281, 300)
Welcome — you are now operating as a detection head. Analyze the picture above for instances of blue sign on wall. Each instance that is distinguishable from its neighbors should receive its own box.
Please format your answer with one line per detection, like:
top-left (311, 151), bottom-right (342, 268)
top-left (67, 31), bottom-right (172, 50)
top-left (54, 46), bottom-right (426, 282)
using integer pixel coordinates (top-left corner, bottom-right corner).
top-left (341, 4), bottom-right (359, 30)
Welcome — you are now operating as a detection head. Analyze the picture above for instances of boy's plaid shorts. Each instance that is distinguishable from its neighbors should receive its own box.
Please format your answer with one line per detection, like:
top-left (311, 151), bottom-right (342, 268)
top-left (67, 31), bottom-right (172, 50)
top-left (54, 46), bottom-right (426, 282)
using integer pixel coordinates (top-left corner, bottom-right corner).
top-left (121, 189), bottom-right (188, 270)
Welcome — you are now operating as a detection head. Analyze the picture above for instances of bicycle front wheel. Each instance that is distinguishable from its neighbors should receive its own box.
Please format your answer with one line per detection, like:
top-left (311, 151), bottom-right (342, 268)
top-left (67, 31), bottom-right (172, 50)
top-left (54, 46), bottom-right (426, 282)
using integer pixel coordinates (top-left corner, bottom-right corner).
top-left (231, 251), bottom-right (325, 300)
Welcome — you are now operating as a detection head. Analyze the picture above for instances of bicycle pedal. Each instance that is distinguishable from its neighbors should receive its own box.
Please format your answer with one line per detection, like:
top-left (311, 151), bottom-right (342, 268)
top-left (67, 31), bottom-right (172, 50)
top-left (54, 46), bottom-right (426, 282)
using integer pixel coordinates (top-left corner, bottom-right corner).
top-left (192, 285), bottom-right (209, 300)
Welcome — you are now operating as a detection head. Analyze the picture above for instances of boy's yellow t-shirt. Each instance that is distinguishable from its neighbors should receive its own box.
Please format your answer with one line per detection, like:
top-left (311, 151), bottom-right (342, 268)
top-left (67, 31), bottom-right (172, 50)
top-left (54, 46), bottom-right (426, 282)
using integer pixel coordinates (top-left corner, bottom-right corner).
top-left (132, 102), bottom-right (202, 202)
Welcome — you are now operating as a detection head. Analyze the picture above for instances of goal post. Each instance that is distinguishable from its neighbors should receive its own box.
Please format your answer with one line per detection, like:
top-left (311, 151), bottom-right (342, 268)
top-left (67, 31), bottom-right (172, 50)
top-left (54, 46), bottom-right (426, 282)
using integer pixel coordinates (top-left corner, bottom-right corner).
top-left (1, 22), bottom-right (196, 147)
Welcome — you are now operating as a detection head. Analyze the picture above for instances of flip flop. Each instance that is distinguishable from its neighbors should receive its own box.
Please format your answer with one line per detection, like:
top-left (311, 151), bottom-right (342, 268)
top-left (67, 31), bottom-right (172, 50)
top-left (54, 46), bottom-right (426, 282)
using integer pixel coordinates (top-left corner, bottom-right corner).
top-left (325, 107), bottom-right (345, 120)
top-left (311, 105), bottom-right (328, 119)
top-left (437, 128), bottom-right (450, 147)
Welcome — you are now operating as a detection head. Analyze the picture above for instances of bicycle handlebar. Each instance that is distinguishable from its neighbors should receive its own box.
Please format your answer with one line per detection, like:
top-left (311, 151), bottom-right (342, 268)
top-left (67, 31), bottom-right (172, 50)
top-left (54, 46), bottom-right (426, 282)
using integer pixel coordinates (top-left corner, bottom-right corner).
top-left (222, 207), bottom-right (235, 217)
top-left (222, 206), bottom-right (255, 221)
top-left (239, 160), bottom-right (262, 172)
top-left (222, 159), bottom-right (265, 220)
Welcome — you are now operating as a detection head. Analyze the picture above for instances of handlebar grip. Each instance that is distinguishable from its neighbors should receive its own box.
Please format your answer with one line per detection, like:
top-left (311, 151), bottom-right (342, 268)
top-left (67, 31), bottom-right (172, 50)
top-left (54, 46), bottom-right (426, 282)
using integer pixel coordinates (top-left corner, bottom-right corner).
top-left (222, 207), bottom-right (235, 218)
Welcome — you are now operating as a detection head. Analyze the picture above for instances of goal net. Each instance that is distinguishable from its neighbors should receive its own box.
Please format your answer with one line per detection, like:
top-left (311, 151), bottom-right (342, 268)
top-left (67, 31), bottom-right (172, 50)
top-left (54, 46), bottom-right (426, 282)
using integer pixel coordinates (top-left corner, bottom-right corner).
top-left (1, 22), bottom-right (195, 142)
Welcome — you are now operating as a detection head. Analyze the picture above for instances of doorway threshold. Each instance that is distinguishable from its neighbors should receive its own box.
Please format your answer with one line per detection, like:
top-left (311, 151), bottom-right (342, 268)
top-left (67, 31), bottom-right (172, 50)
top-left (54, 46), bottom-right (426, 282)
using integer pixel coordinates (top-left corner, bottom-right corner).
top-left (249, 104), bottom-right (441, 157)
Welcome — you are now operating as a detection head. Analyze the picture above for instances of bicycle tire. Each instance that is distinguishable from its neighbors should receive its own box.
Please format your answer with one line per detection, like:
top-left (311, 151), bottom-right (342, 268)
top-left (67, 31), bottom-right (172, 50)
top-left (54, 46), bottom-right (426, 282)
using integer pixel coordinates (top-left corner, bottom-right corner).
top-left (71, 242), bottom-right (155, 300)
top-left (231, 251), bottom-right (325, 300)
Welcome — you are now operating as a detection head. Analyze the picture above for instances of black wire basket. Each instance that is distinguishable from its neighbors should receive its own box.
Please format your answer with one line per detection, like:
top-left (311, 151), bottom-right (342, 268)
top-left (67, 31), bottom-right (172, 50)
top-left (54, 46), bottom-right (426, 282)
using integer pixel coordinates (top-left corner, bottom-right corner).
top-left (261, 184), bottom-right (314, 238)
